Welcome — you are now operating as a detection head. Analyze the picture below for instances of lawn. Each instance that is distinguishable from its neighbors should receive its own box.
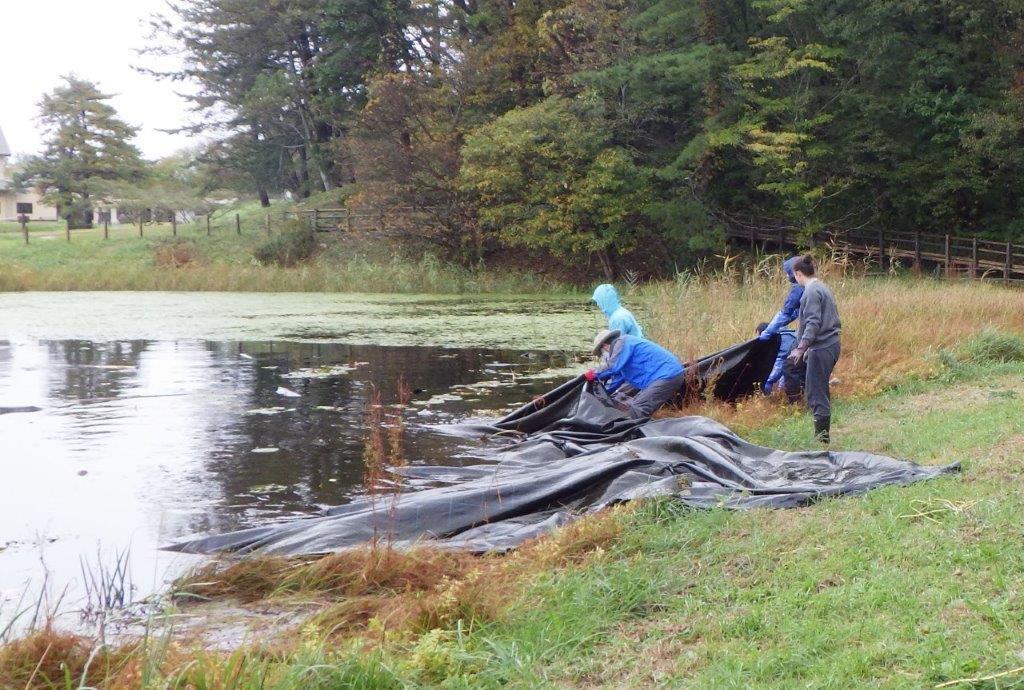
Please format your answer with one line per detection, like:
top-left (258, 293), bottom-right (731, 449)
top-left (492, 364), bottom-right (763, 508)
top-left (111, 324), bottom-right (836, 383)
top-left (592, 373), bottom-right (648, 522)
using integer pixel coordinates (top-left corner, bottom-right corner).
top-left (0, 202), bottom-right (566, 294)
top-left (478, 362), bottom-right (1024, 688)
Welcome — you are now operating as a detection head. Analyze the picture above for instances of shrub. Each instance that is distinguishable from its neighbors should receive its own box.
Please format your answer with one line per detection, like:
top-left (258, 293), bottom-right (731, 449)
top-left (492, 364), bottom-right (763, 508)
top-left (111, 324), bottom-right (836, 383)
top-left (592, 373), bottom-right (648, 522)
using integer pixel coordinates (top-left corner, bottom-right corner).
top-left (153, 238), bottom-right (197, 267)
top-left (253, 220), bottom-right (320, 267)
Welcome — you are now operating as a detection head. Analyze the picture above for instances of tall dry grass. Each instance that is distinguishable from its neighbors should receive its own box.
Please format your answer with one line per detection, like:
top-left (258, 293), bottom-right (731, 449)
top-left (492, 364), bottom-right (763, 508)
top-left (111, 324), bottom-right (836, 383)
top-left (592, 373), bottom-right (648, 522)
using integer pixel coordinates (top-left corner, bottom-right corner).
top-left (646, 254), bottom-right (1024, 397)
top-left (172, 507), bottom-right (628, 643)
top-left (641, 254), bottom-right (1024, 431)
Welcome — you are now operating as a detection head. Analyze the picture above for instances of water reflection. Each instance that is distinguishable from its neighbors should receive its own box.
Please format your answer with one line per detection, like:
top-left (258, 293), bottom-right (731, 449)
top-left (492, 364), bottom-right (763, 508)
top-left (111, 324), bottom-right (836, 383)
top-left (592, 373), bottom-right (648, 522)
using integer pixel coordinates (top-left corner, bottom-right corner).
top-left (0, 338), bottom-right (577, 620)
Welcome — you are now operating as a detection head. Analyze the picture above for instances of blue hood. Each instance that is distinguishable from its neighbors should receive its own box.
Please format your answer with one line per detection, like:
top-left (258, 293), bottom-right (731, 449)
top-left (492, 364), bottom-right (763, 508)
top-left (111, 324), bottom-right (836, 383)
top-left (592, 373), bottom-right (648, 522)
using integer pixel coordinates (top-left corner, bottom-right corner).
top-left (783, 256), bottom-right (799, 284)
top-left (592, 284), bottom-right (621, 317)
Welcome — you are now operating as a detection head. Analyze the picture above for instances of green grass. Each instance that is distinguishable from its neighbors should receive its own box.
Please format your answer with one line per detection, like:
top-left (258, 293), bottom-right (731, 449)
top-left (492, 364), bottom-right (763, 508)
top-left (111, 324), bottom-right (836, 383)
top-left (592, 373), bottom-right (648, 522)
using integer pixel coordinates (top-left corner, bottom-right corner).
top-left (301, 361), bottom-right (1020, 689)
top-left (431, 363), bottom-right (1024, 689)
top-left (0, 202), bottom-right (570, 294)
top-left (34, 359), bottom-right (1016, 689)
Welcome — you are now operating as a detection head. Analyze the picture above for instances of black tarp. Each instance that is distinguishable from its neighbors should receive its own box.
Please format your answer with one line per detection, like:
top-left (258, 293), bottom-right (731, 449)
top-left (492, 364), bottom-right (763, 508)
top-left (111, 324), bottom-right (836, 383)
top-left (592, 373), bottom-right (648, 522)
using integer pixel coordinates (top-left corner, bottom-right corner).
top-left (165, 338), bottom-right (958, 556)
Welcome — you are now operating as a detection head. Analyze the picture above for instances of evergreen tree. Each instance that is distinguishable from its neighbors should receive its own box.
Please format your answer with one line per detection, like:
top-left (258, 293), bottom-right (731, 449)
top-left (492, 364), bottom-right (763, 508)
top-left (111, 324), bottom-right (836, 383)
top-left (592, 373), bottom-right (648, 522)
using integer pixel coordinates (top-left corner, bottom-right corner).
top-left (149, 0), bottom-right (416, 201)
top-left (20, 76), bottom-right (144, 229)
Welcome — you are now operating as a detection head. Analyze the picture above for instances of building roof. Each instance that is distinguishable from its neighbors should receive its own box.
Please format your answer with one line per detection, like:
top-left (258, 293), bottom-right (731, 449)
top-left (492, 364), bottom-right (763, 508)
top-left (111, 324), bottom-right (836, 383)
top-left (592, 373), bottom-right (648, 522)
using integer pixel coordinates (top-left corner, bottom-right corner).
top-left (0, 126), bottom-right (10, 157)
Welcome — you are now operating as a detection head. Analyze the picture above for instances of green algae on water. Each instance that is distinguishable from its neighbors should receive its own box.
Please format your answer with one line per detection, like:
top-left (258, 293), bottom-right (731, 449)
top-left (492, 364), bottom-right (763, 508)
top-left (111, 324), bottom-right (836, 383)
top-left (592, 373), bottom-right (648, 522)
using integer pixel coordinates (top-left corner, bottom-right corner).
top-left (0, 292), bottom-right (599, 351)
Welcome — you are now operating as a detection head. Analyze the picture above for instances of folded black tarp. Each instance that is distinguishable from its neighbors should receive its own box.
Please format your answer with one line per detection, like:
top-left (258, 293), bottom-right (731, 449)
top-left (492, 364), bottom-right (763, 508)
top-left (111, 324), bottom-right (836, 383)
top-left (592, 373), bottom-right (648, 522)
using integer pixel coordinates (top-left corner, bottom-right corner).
top-left (166, 338), bottom-right (958, 556)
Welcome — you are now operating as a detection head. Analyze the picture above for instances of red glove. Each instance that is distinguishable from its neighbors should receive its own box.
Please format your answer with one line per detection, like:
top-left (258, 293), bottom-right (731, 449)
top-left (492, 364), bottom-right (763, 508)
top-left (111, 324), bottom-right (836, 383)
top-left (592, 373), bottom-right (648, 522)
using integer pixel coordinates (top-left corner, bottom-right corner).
top-left (584, 369), bottom-right (597, 382)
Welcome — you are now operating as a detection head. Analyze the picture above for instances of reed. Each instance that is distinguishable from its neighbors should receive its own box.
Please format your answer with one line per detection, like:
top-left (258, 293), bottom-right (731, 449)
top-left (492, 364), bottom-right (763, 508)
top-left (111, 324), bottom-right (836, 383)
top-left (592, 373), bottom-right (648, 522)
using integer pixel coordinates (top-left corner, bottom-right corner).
top-left (643, 252), bottom-right (1024, 429)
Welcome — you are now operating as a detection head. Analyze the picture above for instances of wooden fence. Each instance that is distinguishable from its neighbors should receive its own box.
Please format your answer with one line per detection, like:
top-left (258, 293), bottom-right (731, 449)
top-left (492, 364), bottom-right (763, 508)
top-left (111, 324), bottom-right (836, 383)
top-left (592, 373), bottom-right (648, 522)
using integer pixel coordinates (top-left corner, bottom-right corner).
top-left (7, 212), bottom-right (282, 245)
top-left (284, 206), bottom-right (441, 233)
top-left (727, 225), bottom-right (1024, 284)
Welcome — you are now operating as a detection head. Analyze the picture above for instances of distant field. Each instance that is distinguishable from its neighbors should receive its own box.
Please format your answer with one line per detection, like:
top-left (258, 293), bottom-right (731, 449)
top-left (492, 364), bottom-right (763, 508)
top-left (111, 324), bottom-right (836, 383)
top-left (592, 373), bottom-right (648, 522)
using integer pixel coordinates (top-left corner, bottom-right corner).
top-left (0, 202), bottom-right (567, 294)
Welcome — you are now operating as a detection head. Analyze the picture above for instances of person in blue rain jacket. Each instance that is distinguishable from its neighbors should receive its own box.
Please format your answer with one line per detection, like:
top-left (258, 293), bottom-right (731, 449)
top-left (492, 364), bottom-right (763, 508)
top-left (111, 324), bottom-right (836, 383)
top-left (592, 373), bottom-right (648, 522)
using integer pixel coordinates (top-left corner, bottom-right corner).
top-left (585, 329), bottom-right (684, 418)
top-left (756, 322), bottom-right (797, 395)
top-left (592, 284), bottom-right (644, 338)
top-left (758, 257), bottom-right (804, 341)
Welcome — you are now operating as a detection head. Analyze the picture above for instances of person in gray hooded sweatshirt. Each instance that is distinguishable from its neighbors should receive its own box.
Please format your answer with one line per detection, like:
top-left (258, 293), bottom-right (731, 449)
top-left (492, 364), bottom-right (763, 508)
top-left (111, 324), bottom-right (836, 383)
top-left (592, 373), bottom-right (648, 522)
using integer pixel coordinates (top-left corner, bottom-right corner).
top-left (784, 254), bottom-right (841, 443)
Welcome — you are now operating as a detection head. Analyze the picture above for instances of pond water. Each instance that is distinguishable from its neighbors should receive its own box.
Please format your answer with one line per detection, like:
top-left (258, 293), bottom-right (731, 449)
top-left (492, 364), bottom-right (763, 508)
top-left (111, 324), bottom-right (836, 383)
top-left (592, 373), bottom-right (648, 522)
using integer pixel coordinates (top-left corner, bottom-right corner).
top-left (0, 292), bottom-right (599, 630)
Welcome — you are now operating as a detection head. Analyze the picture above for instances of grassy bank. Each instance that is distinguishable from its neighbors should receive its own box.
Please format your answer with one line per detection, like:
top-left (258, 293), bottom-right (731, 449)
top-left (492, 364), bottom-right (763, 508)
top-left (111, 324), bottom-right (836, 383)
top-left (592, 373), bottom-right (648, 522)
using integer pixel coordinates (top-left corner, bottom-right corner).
top-left (7, 357), bottom-right (1023, 688)
top-left (0, 204), bottom-right (568, 294)
top-left (6, 273), bottom-right (1024, 688)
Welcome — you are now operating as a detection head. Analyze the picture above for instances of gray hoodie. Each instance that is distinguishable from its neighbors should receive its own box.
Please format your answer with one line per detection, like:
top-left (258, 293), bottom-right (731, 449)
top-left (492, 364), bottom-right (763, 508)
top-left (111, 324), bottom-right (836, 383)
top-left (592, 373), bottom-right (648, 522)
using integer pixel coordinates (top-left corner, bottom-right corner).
top-left (797, 279), bottom-right (841, 350)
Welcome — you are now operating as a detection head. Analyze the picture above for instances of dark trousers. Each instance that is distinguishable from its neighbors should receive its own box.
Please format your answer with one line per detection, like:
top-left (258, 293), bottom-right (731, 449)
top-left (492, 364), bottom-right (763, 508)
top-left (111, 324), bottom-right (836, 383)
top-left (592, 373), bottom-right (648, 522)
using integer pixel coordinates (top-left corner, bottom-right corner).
top-left (783, 342), bottom-right (840, 420)
top-left (615, 372), bottom-right (686, 419)
top-left (783, 359), bottom-right (805, 403)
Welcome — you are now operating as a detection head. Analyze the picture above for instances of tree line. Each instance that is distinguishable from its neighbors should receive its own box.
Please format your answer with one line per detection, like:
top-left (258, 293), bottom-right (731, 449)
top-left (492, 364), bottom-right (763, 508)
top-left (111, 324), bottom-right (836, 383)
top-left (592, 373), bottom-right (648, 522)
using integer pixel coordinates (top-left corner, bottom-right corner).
top-left (20, 1), bottom-right (1024, 276)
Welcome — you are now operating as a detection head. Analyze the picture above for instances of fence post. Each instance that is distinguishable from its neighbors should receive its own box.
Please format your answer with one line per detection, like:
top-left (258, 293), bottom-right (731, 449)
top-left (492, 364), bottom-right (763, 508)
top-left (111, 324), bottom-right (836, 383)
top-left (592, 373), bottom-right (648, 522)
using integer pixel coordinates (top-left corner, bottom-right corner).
top-left (235, 213), bottom-right (241, 235)
top-left (777, 226), bottom-right (784, 249)
top-left (913, 231), bottom-right (922, 273)
top-left (944, 234), bottom-right (951, 278)
top-left (266, 212), bottom-right (271, 236)
top-left (66, 218), bottom-right (70, 242)
top-left (138, 215), bottom-right (144, 238)
top-left (20, 218), bottom-right (28, 245)
top-left (312, 208), bottom-right (319, 231)
top-left (1006, 241), bottom-right (1012, 285)
top-left (206, 214), bottom-right (211, 236)
top-left (104, 219), bottom-right (109, 240)
top-left (972, 237), bottom-right (979, 278)
top-left (346, 208), bottom-right (354, 233)
top-left (878, 229), bottom-right (885, 269)
top-left (172, 214), bottom-right (177, 237)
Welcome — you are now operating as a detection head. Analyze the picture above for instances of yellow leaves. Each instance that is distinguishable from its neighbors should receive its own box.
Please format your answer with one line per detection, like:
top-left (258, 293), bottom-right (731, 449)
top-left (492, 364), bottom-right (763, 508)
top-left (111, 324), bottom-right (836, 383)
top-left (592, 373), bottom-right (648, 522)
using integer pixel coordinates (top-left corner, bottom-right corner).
top-left (744, 126), bottom-right (812, 183)
top-left (739, 37), bottom-right (836, 84)
top-left (746, 127), bottom-right (810, 154)
top-left (752, 0), bottom-right (810, 23)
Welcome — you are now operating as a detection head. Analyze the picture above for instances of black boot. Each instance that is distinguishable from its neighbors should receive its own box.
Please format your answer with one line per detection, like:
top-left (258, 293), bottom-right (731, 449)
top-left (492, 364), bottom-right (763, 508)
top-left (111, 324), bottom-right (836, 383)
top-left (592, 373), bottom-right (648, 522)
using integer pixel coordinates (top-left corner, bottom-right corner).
top-left (814, 416), bottom-right (831, 445)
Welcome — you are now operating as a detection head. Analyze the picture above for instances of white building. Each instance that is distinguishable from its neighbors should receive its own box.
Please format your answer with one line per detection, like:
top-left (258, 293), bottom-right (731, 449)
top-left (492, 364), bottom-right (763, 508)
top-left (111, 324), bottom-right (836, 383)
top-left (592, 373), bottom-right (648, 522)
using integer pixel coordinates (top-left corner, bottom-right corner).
top-left (0, 126), bottom-right (59, 222)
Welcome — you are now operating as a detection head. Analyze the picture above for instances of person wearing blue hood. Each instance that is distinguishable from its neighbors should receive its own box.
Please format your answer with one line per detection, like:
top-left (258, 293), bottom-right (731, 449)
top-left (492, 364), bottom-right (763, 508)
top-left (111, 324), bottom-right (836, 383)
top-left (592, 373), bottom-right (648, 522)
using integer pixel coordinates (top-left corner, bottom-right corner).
top-left (585, 329), bottom-right (684, 418)
top-left (592, 284), bottom-right (644, 339)
top-left (756, 321), bottom-right (796, 394)
top-left (758, 257), bottom-right (804, 342)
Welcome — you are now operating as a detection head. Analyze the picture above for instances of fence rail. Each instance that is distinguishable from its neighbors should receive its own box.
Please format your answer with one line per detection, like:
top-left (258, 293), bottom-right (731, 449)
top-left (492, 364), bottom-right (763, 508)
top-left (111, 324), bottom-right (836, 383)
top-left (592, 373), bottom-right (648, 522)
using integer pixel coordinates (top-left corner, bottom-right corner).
top-left (284, 206), bottom-right (439, 233)
top-left (727, 225), bottom-right (1024, 284)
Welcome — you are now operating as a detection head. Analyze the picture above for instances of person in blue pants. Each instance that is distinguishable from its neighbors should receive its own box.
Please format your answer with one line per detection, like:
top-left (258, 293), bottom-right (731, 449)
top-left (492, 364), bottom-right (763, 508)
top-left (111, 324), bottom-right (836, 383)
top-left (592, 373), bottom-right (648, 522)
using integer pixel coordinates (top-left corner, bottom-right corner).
top-left (758, 257), bottom-right (804, 342)
top-left (756, 322), bottom-right (797, 395)
top-left (585, 329), bottom-right (684, 418)
top-left (592, 284), bottom-right (644, 338)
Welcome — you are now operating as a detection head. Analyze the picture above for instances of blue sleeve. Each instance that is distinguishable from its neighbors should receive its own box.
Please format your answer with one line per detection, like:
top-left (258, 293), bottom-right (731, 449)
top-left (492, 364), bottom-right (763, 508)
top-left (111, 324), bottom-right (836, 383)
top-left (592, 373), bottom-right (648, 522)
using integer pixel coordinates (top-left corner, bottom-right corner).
top-left (761, 286), bottom-right (802, 338)
top-left (765, 358), bottom-right (785, 390)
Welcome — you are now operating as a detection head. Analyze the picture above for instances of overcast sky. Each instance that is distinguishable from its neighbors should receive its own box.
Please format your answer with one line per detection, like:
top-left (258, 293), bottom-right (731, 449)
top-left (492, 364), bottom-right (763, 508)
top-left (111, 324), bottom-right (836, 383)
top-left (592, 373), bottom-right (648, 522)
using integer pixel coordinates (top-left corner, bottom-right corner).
top-left (0, 0), bottom-right (198, 160)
